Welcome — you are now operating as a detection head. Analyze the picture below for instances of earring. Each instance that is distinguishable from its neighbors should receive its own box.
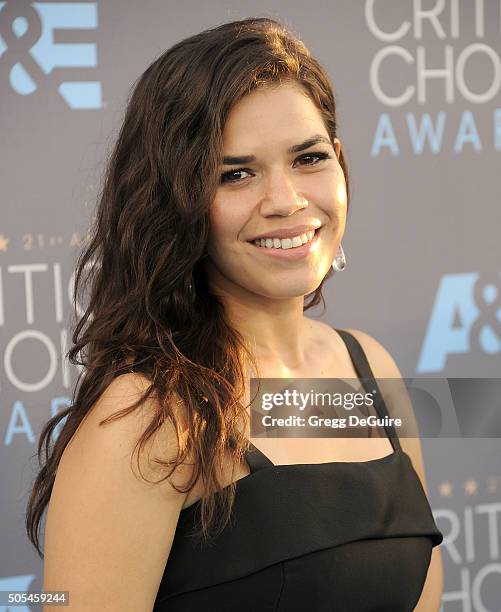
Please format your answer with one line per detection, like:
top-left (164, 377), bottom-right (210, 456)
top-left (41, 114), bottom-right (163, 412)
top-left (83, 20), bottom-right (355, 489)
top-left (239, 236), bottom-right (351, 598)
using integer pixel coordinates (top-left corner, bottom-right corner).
top-left (187, 279), bottom-right (196, 303)
top-left (332, 243), bottom-right (346, 272)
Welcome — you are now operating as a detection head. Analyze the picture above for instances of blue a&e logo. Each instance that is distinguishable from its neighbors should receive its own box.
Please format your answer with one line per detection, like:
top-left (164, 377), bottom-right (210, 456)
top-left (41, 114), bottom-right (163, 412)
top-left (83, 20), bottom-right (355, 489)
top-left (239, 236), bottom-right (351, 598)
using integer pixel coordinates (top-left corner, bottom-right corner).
top-left (0, 1), bottom-right (102, 109)
top-left (418, 272), bottom-right (501, 372)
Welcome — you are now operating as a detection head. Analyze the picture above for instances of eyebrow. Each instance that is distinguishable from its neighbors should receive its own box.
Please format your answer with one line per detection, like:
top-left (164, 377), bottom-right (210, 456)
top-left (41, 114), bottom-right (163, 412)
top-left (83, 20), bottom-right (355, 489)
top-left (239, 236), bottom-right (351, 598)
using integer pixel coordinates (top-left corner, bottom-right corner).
top-left (222, 135), bottom-right (333, 165)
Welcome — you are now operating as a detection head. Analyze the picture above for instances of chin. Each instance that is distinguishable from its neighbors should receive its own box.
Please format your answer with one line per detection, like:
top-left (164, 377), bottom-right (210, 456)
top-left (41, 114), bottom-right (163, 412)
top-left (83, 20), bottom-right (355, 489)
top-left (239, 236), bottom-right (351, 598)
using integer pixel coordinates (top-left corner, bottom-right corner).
top-left (263, 281), bottom-right (323, 299)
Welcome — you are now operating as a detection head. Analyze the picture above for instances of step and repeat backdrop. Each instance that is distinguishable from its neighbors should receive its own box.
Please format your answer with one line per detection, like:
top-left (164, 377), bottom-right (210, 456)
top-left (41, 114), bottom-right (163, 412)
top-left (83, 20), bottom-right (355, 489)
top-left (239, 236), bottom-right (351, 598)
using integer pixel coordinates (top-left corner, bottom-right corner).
top-left (1, 1), bottom-right (500, 609)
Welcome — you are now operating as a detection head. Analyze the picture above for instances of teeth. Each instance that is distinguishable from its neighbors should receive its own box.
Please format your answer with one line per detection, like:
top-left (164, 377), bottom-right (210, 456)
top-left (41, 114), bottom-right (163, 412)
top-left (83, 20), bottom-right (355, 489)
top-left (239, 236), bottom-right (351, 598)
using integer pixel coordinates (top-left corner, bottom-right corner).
top-left (253, 229), bottom-right (317, 249)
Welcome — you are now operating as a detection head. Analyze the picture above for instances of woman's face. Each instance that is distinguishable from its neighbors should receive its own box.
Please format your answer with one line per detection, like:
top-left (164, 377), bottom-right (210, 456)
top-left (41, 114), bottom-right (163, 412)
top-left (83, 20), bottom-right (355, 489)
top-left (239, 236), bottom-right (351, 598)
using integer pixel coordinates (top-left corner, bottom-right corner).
top-left (205, 80), bottom-right (347, 301)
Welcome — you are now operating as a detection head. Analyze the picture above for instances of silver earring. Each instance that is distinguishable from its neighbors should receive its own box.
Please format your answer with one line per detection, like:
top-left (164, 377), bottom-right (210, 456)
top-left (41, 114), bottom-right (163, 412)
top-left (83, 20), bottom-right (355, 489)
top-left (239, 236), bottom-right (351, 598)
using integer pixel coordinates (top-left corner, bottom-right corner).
top-left (332, 243), bottom-right (346, 272)
top-left (187, 279), bottom-right (195, 303)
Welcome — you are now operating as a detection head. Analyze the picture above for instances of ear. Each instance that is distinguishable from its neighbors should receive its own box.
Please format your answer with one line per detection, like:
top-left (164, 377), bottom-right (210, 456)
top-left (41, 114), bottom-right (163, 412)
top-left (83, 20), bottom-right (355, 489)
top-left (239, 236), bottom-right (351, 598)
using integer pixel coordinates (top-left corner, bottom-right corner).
top-left (333, 137), bottom-right (341, 160)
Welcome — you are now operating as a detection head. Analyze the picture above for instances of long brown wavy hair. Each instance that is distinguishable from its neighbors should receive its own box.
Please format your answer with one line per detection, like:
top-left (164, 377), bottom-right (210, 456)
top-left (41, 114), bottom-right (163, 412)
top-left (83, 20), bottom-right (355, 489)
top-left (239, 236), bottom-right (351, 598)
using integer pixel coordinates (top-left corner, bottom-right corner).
top-left (26, 16), bottom-right (351, 557)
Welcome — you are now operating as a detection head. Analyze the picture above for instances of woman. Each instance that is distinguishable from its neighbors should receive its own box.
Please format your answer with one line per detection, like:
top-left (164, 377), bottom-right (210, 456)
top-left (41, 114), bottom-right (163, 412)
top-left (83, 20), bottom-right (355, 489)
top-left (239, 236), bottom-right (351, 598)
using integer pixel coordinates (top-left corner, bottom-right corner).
top-left (27, 16), bottom-right (444, 611)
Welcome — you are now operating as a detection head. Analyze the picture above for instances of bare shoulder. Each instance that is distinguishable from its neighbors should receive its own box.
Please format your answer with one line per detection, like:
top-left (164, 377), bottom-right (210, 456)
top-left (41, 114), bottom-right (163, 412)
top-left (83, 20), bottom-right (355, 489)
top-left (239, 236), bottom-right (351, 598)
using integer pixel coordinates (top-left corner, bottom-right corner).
top-left (343, 327), bottom-right (423, 468)
top-left (341, 328), bottom-right (401, 377)
top-left (339, 329), bottom-right (429, 478)
top-left (43, 373), bottom-right (193, 611)
top-left (311, 323), bottom-right (399, 372)
top-left (69, 372), bottom-right (193, 482)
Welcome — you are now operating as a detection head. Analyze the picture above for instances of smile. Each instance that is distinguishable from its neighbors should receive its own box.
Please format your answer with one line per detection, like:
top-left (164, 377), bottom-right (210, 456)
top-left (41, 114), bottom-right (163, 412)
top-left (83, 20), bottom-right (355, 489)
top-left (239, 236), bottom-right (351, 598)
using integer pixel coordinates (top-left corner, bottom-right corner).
top-left (247, 227), bottom-right (322, 261)
top-left (252, 229), bottom-right (317, 250)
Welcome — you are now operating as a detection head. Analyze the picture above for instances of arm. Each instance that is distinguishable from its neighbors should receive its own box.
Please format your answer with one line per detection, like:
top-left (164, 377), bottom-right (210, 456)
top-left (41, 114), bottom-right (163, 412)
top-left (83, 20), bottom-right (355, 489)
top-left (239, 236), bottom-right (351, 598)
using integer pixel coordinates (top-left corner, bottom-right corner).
top-left (43, 373), bottom-right (193, 611)
top-left (345, 328), bottom-right (444, 612)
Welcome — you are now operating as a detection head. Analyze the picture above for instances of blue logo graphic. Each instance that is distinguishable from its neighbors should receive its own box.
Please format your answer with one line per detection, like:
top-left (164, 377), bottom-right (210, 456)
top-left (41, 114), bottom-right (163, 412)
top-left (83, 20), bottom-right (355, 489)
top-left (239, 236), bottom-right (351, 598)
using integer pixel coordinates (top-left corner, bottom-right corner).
top-left (418, 272), bottom-right (501, 372)
top-left (0, 574), bottom-right (35, 611)
top-left (0, 2), bottom-right (101, 109)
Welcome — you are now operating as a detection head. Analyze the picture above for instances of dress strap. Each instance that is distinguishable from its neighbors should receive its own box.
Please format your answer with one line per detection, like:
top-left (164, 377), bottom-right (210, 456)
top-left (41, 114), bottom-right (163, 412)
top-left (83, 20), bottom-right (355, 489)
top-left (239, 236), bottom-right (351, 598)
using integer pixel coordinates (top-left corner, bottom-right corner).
top-left (334, 328), bottom-right (402, 452)
top-left (244, 441), bottom-right (275, 472)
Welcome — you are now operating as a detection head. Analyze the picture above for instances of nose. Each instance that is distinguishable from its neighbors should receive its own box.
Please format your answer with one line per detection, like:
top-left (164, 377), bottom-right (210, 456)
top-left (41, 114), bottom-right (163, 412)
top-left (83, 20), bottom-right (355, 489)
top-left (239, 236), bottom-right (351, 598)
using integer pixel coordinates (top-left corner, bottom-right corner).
top-left (259, 169), bottom-right (308, 216)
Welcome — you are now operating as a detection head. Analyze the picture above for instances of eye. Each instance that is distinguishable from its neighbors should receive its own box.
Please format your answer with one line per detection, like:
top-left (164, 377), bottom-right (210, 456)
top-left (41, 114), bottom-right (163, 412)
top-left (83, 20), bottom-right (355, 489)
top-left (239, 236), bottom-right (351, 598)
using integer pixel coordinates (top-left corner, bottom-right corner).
top-left (294, 151), bottom-right (332, 167)
top-left (219, 150), bottom-right (332, 185)
top-left (219, 168), bottom-right (252, 184)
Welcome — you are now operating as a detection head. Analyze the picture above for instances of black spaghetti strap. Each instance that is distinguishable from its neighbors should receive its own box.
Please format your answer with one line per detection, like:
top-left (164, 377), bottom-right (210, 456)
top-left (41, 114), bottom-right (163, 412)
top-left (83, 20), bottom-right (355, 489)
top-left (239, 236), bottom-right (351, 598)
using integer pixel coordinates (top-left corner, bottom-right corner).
top-left (245, 441), bottom-right (275, 472)
top-left (335, 328), bottom-right (402, 452)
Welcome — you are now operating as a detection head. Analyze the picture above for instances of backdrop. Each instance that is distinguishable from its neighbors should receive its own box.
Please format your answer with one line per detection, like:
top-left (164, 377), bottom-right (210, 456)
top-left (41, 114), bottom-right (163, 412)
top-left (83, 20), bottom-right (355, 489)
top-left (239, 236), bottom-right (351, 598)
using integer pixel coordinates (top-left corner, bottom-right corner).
top-left (1, 1), bottom-right (500, 609)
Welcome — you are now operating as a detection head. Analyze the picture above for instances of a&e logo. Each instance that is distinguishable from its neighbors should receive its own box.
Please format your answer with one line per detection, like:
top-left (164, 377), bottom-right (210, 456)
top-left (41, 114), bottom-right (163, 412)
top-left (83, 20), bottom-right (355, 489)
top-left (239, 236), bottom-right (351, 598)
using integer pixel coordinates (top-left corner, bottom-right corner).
top-left (418, 272), bottom-right (501, 373)
top-left (0, 1), bottom-right (102, 109)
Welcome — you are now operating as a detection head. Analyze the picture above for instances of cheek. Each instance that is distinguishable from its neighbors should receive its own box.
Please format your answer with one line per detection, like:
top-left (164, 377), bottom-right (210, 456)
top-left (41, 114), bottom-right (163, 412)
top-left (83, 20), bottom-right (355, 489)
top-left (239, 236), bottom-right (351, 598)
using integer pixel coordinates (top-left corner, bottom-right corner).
top-left (336, 174), bottom-right (348, 206)
top-left (313, 170), bottom-right (347, 218)
top-left (208, 199), bottom-right (247, 252)
top-left (335, 193), bottom-right (348, 224)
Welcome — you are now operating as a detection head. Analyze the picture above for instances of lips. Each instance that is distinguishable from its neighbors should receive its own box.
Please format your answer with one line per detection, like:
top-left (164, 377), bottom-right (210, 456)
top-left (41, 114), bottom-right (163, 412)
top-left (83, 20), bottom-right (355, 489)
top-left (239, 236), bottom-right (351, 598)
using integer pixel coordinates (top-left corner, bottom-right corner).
top-left (252, 227), bottom-right (318, 249)
top-left (248, 224), bottom-right (322, 242)
top-left (248, 225), bottom-right (322, 260)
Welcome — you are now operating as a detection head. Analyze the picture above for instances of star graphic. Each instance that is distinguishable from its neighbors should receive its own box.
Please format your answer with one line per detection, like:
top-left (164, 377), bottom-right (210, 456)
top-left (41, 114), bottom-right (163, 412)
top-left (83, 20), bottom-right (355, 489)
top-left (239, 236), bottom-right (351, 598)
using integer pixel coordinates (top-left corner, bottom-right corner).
top-left (439, 481), bottom-right (453, 497)
top-left (464, 479), bottom-right (478, 495)
top-left (0, 234), bottom-right (9, 252)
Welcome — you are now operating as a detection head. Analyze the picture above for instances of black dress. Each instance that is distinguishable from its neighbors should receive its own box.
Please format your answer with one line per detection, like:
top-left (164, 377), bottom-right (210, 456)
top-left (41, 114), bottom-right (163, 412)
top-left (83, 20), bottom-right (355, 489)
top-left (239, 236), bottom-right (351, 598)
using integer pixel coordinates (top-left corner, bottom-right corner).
top-left (153, 328), bottom-right (444, 611)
